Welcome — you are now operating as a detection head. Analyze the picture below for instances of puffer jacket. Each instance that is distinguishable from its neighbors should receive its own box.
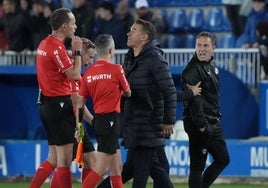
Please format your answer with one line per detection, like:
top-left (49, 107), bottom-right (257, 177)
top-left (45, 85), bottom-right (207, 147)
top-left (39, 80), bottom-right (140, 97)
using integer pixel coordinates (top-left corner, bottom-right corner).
top-left (181, 53), bottom-right (221, 132)
top-left (121, 40), bottom-right (177, 148)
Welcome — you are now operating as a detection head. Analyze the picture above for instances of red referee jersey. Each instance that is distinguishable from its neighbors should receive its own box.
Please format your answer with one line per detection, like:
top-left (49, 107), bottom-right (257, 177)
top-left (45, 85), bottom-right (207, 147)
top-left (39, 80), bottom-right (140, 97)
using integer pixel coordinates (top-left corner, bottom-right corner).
top-left (79, 60), bottom-right (130, 114)
top-left (36, 35), bottom-right (73, 97)
top-left (69, 76), bottom-right (81, 94)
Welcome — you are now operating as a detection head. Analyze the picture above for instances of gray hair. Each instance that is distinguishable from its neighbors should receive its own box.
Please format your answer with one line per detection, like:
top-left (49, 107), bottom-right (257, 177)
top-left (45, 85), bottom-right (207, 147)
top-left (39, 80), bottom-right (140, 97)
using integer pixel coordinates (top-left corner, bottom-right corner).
top-left (94, 34), bottom-right (115, 57)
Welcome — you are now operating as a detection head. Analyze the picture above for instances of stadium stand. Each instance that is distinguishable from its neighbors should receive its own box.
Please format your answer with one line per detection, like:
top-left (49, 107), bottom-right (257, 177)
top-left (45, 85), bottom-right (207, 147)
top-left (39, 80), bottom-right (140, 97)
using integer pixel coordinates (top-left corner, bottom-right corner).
top-left (235, 33), bottom-right (248, 48)
top-left (204, 7), bottom-right (224, 32)
top-left (218, 33), bottom-right (236, 48)
top-left (168, 9), bottom-right (186, 33)
top-left (183, 33), bottom-right (195, 48)
top-left (184, 8), bottom-right (205, 32)
top-left (163, 34), bottom-right (183, 48)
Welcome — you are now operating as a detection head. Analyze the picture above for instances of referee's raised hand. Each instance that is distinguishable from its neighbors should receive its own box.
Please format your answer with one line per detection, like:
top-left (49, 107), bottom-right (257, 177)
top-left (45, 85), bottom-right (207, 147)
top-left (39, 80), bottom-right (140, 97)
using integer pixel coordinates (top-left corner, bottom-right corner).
top-left (71, 36), bottom-right (82, 51)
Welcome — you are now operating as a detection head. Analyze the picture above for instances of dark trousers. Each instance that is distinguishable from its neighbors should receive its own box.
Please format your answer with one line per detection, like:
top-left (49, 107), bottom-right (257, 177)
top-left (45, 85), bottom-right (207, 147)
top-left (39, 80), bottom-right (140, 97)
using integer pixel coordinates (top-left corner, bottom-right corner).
top-left (184, 120), bottom-right (230, 188)
top-left (97, 146), bottom-right (173, 188)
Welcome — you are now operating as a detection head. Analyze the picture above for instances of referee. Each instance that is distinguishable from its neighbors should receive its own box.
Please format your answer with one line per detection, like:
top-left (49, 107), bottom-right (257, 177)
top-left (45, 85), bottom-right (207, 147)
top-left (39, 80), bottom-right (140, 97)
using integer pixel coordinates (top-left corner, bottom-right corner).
top-left (77, 34), bottom-right (131, 188)
top-left (30, 8), bottom-right (82, 188)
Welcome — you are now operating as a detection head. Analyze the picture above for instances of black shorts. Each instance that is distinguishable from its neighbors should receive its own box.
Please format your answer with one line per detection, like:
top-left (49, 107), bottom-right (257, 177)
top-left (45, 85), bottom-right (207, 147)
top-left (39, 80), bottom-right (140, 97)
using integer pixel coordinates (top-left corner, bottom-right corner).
top-left (39, 95), bottom-right (76, 146)
top-left (93, 112), bottom-right (120, 154)
top-left (73, 129), bottom-right (95, 159)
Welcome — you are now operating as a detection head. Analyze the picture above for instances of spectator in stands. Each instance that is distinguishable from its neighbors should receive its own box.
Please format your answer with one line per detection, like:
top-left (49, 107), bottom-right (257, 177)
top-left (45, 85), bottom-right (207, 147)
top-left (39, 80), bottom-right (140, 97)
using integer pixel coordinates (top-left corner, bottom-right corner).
top-left (31, 0), bottom-right (51, 49)
top-left (134, 0), bottom-right (168, 42)
top-left (88, 0), bottom-right (98, 9)
top-left (20, 0), bottom-right (32, 14)
top-left (256, 21), bottom-right (268, 79)
top-left (44, 0), bottom-right (62, 10)
top-left (95, 1), bottom-right (127, 49)
top-left (72, 0), bottom-right (95, 40)
top-left (181, 31), bottom-right (230, 188)
top-left (116, 0), bottom-right (134, 35)
top-left (242, 0), bottom-right (268, 48)
top-left (0, 0), bottom-right (34, 52)
top-left (222, 0), bottom-right (247, 37)
top-left (0, 0), bottom-right (9, 50)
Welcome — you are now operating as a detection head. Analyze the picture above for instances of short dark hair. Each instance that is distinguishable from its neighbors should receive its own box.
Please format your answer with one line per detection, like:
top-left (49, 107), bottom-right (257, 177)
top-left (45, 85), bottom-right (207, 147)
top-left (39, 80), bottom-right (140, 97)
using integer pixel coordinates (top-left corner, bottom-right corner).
top-left (50, 8), bottom-right (72, 30)
top-left (134, 18), bottom-right (156, 41)
top-left (257, 21), bottom-right (268, 37)
top-left (196, 31), bottom-right (217, 46)
top-left (98, 1), bottom-right (115, 14)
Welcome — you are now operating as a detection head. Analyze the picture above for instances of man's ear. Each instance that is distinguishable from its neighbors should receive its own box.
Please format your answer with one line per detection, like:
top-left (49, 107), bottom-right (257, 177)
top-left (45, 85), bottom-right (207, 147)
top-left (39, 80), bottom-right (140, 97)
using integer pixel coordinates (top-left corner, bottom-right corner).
top-left (141, 33), bottom-right (148, 41)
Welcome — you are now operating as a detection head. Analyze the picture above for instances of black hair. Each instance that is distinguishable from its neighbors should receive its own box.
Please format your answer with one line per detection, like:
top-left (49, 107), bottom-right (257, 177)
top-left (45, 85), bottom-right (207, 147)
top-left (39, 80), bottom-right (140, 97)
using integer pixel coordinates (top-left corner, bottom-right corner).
top-left (134, 18), bottom-right (156, 41)
top-left (257, 21), bottom-right (268, 37)
top-left (98, 1), bottom-right (115, 14)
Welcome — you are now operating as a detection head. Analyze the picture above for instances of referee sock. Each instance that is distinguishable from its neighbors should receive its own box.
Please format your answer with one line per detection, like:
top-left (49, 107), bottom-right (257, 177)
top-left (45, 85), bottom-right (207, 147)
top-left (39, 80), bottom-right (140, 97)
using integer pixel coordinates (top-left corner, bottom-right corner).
top-left (110, 175), bottom-right (123, 188)
top-left (50, 170), bottom-right (59, 188)
top-left (29, 160), bottom-right (55, 188)
top-left (56, 167), bottom-right (72, 188)
top-left (82, 168), bottom-right (92, 183)
top-left (82, 170), bottom-right (101, 188)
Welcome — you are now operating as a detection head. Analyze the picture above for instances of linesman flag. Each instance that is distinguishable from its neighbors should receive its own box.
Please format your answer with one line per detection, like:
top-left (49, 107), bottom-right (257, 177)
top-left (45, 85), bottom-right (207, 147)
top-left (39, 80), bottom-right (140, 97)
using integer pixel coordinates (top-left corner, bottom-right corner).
top-left (75, 108), bottom-right (84, 166)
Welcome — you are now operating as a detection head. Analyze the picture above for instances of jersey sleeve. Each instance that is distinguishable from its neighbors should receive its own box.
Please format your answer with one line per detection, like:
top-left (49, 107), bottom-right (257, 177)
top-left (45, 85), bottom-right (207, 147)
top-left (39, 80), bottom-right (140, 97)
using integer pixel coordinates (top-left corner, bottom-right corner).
top-left (117, 65), bottom-right (130, 92)
top-left (78, 76), bottom-right (89, 98)
top-left (51, 44), bottom-right (73, 73)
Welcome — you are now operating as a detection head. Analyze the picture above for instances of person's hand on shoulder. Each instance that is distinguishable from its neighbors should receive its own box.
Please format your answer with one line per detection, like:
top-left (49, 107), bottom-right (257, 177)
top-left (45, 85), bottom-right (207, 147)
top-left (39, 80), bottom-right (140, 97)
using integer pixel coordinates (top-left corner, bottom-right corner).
top-left (186, 81), bottom-right (201, 96)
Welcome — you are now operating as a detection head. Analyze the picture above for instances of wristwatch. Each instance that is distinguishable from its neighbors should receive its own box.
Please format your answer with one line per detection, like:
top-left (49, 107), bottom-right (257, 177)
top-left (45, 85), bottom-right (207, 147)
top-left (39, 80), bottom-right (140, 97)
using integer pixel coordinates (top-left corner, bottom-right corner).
top-left (74, 50), bottom-right (82, 56)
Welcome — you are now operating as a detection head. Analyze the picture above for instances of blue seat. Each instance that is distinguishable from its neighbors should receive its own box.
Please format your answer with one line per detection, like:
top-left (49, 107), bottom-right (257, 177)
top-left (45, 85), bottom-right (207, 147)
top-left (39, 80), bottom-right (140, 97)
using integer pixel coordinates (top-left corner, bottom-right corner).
top-left (164, 34), bottom-right (183, 48)
top-left (222, 15), bottom-right (232, 32)
top-left (157, 9), bottom-right (168, 23)
top-left (189, 0), bottom-right (208, 6)
top-left (208, 0), bottom-right (222, 5)
top-left (205, 7), bottom-right (224, 32)
top-left (168, 9), bottom-right (186, 33)
top-left (218, 33), bottom-right (236, 48)
top-left (183, 34), bottom-right (195, 48)
top-left (185, 8), bottom-right (204, 32)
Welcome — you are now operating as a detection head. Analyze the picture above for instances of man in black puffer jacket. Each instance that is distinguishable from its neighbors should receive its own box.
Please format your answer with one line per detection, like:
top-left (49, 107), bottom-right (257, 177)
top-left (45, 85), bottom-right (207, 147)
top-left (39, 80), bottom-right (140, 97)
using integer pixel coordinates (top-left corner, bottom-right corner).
top-left (98, 18), bottom-right (203, 188)
top-left (120, 18), bottom-right (177, 188)
top-left (181, 31), bottom-right (230, 188)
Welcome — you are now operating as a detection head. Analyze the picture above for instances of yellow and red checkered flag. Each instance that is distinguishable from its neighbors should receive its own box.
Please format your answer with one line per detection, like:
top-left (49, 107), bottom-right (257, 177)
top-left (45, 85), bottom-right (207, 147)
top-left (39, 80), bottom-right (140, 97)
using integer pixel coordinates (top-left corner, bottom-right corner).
top-left (75, 108), bottom-right (84, 166)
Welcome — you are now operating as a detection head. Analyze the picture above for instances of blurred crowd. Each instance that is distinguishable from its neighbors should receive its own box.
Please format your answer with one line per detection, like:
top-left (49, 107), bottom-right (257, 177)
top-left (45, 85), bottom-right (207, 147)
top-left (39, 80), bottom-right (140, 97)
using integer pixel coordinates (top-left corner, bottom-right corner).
top-left (0, 0), bottom-right (169, 51)
top-left (1, 0), bottom-right (268, 57)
